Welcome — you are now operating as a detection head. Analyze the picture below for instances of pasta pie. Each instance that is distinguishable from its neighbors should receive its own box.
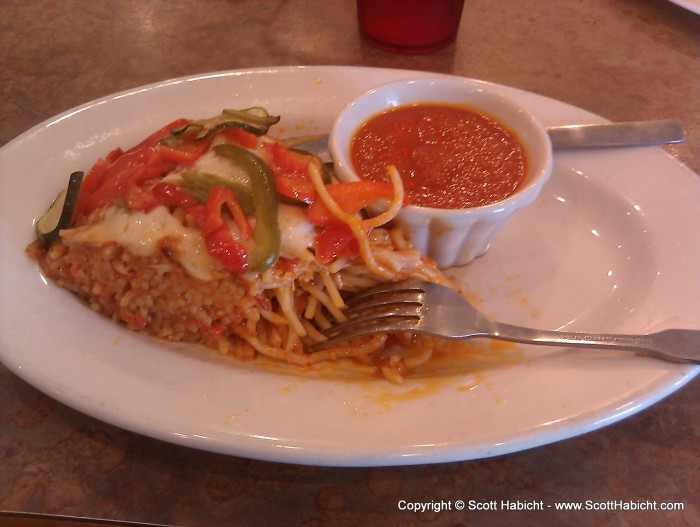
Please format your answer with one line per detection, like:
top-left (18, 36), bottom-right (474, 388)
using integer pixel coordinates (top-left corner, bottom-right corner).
top-left (27, 108), bottom-right (451, 383)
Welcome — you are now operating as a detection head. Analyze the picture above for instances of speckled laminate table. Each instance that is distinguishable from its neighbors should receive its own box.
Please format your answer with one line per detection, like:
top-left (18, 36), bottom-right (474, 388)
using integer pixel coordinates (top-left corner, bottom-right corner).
top-left (1, 1), bottom-right (699, 526)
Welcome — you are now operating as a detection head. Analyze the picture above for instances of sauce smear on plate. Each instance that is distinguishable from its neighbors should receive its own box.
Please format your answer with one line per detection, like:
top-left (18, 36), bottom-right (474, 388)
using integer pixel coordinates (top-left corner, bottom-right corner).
top-left (350, 103), bottom-right (527, 208)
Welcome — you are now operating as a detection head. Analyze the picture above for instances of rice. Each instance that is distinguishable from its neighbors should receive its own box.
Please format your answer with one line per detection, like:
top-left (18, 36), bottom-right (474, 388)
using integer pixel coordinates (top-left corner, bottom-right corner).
top-left (27, 237), bottom-right (258, 360)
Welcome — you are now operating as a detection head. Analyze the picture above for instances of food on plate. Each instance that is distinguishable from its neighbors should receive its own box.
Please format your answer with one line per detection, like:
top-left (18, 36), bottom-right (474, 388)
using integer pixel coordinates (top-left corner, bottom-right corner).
top-left (27, 108), bottom-right (454, 382)
top-left (350, 102), bottom-right (526, 208)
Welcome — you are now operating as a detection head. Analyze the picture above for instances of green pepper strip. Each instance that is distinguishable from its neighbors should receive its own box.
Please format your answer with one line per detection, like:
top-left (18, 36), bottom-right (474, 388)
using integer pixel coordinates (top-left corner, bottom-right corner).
top-left (213, 144), bottom-right (280, 272)
top-left (180, 170), bottom-right (255, 215)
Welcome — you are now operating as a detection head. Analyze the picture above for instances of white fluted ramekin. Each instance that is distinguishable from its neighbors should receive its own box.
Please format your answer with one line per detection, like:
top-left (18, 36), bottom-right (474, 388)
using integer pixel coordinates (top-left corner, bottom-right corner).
top-left (329, 77), bottom-right (553, 268)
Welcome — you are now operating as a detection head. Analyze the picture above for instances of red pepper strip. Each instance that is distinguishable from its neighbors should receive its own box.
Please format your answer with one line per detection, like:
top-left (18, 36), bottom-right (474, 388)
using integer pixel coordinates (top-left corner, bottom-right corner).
top-left (158, 139), bottom-right (211, 166)
top-left (72, 158), bottom-right (109, 220)
top-left (152, 182), bottom-right (205, 225)
top-left (219, 126), bottom-right (259, 149)
top-left (262, 140), bottom-right (318, 203)
top-left (152, 182), bottom-right (201, 209)
top-left (275, 173), bottom-right (318, 204)
top-left (157, 120), bottom-right (258, 166)
top-left (105, 147), bottom-right (124, 164)
top-left (124, 118), bottom-right (190, 153)
top-left (123, 183), bottom-right (162, 212)
top-left (314, 222), bottom-right (359, 264)
top-left (307, 181), bottom-right (395, 226)
top-left (274, 257), bottom-right (298, 274)
top-left (87, 148), bottom-right (174, 213)
top-left (199, 187), bottom-right (252, 273)
top-left (153, 183), bottom-right (248, 272)
top-left (73, 119), bottom-right (190, 220)
top-left (203, 187), bottom-right (253, 241)
top-left (204, 227), bottom-right (247, 273)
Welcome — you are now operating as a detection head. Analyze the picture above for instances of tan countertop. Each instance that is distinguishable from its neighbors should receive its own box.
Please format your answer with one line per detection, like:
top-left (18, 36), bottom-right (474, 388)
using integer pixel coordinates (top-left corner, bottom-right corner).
top-left (1, 1), bottom-right (699, 526)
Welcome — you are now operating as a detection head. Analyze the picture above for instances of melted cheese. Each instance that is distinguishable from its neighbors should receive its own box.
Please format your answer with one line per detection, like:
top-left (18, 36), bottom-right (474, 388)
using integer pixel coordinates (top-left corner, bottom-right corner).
top-left (277, 204), bottom-right (315, 261)
top-left (62, 206), bottom-right (224, 281)
top-left (61, 203), bottom-right (317, 280)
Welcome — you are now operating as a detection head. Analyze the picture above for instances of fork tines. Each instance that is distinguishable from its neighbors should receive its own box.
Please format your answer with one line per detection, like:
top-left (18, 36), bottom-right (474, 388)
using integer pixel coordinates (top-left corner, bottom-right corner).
top-left (313, 280), bottom-right (426, 346)
top-left (343, 280), bottom-right (425, 308)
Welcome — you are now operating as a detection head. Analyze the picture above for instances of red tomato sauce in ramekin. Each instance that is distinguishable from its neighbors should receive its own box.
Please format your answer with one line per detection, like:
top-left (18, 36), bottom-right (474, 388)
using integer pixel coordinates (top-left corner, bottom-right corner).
top-left (350, 103), bottom-right (527, 209)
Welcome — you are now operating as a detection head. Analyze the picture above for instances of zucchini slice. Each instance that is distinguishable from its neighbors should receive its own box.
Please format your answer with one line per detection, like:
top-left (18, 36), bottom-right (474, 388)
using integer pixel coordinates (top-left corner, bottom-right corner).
top-left (36, 171), bottom-right (84, 244)
top-left (161, 107), bottom-right (281, 145)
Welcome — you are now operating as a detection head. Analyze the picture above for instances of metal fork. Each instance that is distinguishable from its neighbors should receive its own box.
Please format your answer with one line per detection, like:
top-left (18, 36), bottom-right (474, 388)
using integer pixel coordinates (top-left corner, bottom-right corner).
top-left (317, 280), bottom-right (700, 364)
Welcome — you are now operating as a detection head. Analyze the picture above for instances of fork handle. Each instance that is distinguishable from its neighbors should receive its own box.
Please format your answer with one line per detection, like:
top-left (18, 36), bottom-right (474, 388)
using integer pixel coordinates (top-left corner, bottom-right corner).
top-left (484, 323), bottom-right (700, 364)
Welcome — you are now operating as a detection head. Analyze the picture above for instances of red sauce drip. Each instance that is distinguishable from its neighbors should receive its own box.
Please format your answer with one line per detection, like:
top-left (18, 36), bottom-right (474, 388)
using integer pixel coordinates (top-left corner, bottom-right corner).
top-left (350, 103), bottom-right (527, 209)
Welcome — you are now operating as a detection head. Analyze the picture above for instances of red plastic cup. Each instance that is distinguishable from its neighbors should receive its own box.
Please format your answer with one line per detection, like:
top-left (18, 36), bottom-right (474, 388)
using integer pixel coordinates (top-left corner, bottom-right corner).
top-left (357, 0), bottom-right (465, 54)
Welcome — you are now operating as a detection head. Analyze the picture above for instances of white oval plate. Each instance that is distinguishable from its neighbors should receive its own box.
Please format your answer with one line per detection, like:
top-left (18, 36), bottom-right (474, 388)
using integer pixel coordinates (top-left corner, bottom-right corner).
top-left (1, 66), bottom-right (698, 466)
top-left (668, 0), bottom-right (700, 15)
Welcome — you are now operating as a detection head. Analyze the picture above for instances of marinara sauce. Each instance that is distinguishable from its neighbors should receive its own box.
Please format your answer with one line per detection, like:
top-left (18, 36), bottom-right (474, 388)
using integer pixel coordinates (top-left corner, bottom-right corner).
top-left (350, 103), bottom-right (527, 209)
